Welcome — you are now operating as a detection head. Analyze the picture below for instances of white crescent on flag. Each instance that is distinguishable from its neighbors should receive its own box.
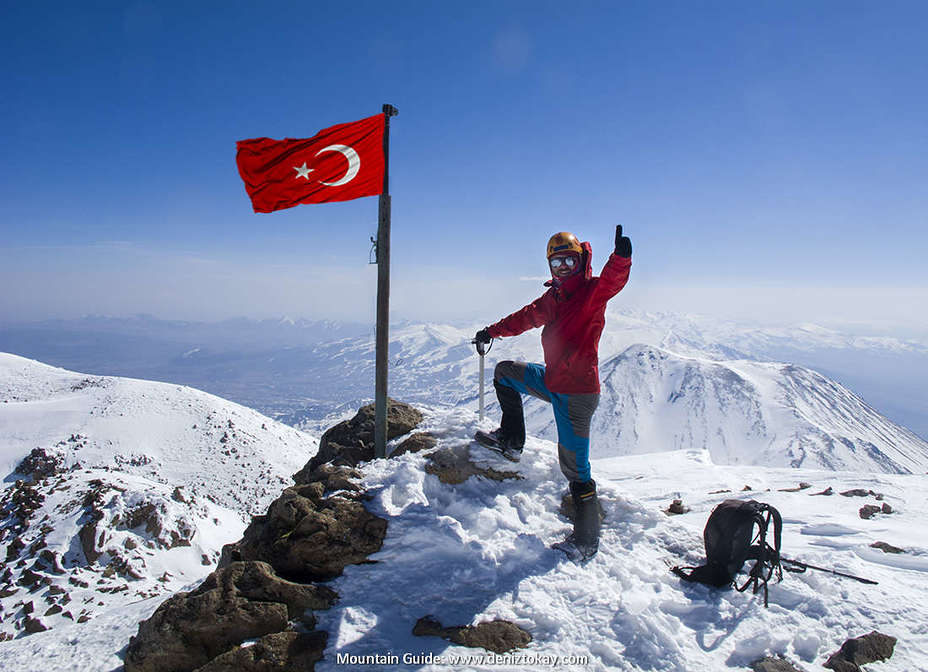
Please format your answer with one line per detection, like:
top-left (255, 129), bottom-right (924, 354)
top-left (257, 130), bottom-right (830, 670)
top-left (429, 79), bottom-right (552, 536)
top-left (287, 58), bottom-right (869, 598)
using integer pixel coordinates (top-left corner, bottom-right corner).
top-left (315, 144), bottom-right (361, 186)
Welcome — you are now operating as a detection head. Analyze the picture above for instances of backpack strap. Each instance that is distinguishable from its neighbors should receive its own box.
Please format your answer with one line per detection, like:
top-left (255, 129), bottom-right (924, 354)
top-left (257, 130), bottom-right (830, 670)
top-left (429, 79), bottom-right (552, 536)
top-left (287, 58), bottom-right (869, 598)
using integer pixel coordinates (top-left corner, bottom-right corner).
top-left (736, 504), bottom-right (784, 607)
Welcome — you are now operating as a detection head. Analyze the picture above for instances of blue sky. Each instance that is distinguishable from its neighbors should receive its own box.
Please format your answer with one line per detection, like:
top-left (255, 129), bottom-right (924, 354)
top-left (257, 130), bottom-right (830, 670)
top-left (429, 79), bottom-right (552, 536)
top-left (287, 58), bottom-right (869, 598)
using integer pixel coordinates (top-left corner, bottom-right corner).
top-left (2, 1), bottom-right (927, 328)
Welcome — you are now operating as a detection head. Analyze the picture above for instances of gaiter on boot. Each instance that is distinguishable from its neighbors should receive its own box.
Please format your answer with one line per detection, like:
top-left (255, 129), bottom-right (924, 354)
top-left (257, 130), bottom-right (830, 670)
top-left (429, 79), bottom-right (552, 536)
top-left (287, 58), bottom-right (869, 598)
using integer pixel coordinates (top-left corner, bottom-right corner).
top-left (494, 380), bottom-right (525, 448)
top-left (570, 479), bottom-right (600, 554)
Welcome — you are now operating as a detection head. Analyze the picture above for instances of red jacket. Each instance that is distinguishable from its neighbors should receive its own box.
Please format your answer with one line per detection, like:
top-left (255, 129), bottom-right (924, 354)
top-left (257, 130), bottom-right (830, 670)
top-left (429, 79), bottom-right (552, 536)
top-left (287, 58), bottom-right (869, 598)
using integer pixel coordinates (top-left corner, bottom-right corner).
top-left (487, 242), bottom-right (631, 394)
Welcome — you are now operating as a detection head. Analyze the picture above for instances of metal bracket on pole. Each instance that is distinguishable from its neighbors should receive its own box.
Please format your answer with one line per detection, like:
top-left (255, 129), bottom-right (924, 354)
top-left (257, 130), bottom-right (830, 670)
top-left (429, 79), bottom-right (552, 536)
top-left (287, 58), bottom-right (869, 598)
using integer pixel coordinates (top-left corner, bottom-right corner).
top-left (374, 103), bottom-right (399, 460)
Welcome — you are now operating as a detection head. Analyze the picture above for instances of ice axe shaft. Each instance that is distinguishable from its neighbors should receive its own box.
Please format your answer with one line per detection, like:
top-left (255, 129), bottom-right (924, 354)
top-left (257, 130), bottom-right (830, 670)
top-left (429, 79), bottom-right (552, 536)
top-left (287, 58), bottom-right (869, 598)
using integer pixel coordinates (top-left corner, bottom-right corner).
top-left (471, 337), bottom-right (492, 422)
top-left (781, 557), bottom-right (878, 585)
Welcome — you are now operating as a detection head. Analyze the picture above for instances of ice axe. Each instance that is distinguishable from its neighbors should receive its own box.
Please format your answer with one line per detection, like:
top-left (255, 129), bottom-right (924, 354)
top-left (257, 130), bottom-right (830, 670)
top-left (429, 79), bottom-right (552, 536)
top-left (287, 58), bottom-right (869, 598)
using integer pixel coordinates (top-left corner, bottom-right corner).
top-left (470, 335), bottom-right (493, 422)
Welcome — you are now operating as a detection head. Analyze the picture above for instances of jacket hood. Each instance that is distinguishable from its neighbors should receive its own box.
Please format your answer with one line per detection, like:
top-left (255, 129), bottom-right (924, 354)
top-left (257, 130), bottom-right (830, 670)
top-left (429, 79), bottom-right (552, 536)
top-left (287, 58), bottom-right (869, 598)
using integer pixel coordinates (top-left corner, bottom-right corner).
top-left (545, 240), bottom-right (593, 290)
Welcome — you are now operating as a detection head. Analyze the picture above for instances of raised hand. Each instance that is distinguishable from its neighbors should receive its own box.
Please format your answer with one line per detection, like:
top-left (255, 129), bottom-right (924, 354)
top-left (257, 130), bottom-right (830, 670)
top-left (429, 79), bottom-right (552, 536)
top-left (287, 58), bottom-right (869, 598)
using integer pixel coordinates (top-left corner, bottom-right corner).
top-left (614, 225), bottom-right (632, 258)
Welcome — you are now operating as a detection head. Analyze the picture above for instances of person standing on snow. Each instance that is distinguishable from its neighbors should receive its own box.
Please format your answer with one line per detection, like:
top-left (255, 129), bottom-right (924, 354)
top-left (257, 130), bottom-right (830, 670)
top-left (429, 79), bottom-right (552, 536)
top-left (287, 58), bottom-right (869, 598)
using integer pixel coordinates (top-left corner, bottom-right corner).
top-left (473, 226), bottom-right (632, 558)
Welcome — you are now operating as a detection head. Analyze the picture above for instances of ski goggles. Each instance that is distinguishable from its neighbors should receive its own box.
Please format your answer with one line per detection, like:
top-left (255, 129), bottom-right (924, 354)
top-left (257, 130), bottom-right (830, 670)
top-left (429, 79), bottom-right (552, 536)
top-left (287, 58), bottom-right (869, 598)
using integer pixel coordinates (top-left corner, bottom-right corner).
top-left (549, 255), bottom-right (578, 269)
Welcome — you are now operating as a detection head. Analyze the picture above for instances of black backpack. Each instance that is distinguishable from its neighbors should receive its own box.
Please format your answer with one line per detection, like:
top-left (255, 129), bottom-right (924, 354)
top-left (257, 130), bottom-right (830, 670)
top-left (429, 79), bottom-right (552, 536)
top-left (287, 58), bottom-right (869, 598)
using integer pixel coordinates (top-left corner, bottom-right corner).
top-left (672, 499), bottom-right (783, 607)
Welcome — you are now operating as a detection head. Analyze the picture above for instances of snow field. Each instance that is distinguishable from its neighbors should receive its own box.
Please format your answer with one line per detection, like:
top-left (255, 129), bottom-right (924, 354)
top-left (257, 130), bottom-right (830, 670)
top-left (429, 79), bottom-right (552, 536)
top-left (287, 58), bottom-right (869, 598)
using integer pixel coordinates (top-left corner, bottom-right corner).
top-left (317, 406), bottom-right (927, 671)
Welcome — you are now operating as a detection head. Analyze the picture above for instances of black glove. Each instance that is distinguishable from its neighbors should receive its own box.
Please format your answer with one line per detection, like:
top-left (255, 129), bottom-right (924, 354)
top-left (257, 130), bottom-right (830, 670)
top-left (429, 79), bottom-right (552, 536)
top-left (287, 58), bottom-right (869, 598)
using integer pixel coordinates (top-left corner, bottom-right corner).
top-left (474, 328), bottom-right (492, 344)
top-left (614, 225), bottom-right (632, 258)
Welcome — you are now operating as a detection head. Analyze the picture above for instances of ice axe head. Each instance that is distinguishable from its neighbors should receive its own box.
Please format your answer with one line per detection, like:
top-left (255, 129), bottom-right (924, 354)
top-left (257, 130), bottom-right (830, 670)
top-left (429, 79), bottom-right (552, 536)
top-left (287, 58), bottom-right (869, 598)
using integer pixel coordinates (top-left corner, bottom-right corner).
top-left (471, 337), bottom-right (491, 357)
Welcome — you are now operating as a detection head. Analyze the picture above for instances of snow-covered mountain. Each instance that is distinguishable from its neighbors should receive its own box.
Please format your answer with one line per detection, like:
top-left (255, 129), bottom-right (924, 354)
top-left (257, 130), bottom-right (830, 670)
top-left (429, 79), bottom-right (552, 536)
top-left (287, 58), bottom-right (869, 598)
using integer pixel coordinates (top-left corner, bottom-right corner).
top-left (0, 353), bottom-right (317, 640)
top-left (293, 323), bottom-right (928, 475)
top-left (520, 344), bottom-right (928, 474)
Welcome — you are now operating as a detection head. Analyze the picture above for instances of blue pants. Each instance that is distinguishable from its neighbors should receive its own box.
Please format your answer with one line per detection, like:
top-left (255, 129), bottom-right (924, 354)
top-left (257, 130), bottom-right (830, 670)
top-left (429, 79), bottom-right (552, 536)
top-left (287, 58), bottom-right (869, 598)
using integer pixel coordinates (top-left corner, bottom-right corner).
top-left (494, 360), bottom-right (600, 483)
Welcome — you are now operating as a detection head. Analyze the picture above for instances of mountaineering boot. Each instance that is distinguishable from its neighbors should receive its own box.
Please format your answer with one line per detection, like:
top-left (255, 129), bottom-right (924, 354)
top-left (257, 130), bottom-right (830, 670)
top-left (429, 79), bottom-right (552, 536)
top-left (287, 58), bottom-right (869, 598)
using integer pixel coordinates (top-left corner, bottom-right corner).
top-left (474, 380), bottom-right (526, 461)
top-left (569, 479), bottom-right (600, 559)
top-left (473, 428), bottom-right (523, 462)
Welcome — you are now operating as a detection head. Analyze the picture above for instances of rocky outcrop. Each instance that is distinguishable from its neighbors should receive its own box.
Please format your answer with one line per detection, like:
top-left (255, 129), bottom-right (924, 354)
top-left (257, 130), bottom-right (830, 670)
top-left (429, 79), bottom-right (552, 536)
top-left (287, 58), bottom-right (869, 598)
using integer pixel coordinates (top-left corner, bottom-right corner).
top-left (870, 541), bottom-right (904, 554)
top-left (127, 401), bottom-right (424, 672)
top-left (859, 505), bottom-right (887, 519)
top-left (304, 399), bottom-right (423, 471)
top-left (192, 631), bottom-right (327, 672)
top-left (413, 615), bottom-right (532, 653)
top-left (390, 432), bottom-right (438, 457)
top-left (125, 561), bottom-right (337, 672)
top-left (292, 462), bottom-right (363, 491)
top-left (823, 631), bottom-right (897, 671)
top-left (219, 484), bottom-right (387, 583)
top-left (424, 444), bottom-right (520, 485)
top-left (840, 488), bottom-right (884, 499)
top-left (198, 562), bottom-right (337, 617)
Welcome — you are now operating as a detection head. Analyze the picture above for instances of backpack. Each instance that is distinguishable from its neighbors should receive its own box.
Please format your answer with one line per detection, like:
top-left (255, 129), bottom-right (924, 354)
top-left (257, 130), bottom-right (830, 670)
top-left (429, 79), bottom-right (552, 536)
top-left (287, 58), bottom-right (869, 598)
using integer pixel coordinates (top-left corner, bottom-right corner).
top-left (671, 499), bottom-right (783, 607)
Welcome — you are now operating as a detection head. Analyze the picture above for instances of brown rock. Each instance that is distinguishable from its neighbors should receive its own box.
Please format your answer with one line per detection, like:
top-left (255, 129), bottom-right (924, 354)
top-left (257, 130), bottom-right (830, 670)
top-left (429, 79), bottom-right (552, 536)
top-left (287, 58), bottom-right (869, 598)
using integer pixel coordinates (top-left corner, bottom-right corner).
top-left (292, 462), bottom-right (363, 494)
top-left (38, 550), bottom-right (65, 574)
top-left (391, 432), bottom-right (438, 457)
top-left (23, 616), bottom-right (48, 634)
top-left (16, 448), bottom-right (65, 481)
top-left (413, 615), bottom-right (531, 654)
top-left (192, 630), bottom-right (328, 672)
top-left (425, 444), bottom-right (521, 485)
top-left (824, 631), bottom-right (897, 671)
top-left (79, 520), bottom-right (101, 563)
top-left (779, 482), bottom-right (813, 493)
top-left (18, 569), bottom-right (48, 589)
top-left (124, 587), bottom-right (289, 672)
top-left (859, 505), bottom-right (882, 520)
top-left (196, 562), bottom-right (337, 619)
top-left (881, 502), bottom-right (893, 514)
top-left (870, 541), bottom-right (904, 554)
top-left (811, 487), bottom-right (834, 496)
top-left (840, 489), bottom-right (871, 497)
top-left (750, 656), bottom-right (806, 671)
top-left (304, 400), bottom-right (423, 471)
top-left (220, 490), bottom-right (387, 583)
top-left (665, 499), bottom-right (689, 515)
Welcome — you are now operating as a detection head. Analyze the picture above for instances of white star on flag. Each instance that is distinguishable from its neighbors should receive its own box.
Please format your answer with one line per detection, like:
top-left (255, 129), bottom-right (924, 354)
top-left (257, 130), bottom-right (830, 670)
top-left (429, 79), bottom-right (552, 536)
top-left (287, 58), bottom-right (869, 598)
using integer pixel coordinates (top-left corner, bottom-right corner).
top-left (293, 162), bottom-right (313, 180)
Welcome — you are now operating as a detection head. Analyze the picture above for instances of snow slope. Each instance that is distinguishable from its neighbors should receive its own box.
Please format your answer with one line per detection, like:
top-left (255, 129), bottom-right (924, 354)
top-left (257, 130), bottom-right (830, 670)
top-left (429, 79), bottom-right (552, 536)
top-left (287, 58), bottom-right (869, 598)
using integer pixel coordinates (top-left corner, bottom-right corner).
top-left (2, 405), bottom-right (925, 671)
top-left (0, 353), bottom-right (317, 639)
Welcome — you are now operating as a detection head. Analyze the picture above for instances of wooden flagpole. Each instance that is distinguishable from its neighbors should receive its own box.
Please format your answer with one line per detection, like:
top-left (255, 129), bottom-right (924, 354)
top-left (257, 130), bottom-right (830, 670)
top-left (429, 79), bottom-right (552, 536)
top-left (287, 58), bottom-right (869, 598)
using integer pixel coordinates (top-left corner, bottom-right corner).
top-left (374, 103), bottom-right (398, 459)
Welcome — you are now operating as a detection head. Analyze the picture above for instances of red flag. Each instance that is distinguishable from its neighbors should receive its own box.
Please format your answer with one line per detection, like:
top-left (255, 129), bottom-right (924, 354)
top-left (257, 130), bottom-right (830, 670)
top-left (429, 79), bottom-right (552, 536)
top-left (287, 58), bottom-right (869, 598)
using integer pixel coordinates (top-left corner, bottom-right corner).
top-left (236, 113), bottom-right (385, 213)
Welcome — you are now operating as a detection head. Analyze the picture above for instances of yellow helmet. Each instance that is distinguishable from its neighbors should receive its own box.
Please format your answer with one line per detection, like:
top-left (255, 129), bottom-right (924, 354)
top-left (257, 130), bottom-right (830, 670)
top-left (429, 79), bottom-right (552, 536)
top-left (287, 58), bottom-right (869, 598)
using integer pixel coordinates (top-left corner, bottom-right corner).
top-left (547, 231), bottom-right (583, 259)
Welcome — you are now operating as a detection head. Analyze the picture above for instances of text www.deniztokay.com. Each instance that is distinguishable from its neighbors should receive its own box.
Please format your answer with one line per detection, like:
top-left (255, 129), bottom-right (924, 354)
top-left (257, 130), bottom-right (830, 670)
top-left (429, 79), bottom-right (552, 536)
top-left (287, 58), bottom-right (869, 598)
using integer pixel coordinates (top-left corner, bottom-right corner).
top-left (335, 652), bottom-right (590, 667)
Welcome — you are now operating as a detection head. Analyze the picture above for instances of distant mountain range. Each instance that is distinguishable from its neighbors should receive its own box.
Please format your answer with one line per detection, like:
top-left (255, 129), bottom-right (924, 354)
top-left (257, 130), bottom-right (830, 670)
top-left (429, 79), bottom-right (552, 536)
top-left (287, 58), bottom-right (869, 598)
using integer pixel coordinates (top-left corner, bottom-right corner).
top-left (1, 311), bottom-right (926, 441)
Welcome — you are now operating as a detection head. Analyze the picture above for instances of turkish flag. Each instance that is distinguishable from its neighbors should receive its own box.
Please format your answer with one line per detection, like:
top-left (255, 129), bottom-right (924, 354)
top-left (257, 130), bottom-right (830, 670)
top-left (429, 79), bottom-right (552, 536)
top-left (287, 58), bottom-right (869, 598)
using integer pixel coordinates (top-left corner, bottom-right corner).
top-left (236, 113), bottom-right (385, 213)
